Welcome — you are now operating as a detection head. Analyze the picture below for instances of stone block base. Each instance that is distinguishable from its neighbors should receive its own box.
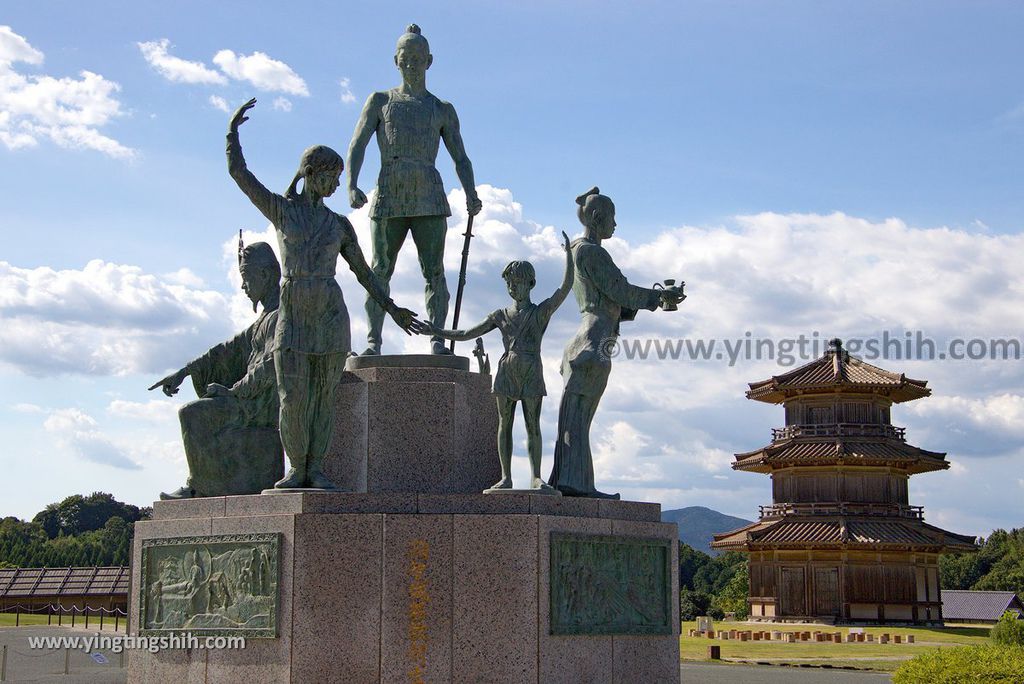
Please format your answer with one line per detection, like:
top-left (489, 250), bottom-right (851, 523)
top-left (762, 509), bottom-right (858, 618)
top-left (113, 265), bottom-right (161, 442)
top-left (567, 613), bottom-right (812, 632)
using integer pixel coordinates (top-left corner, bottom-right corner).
top-left (129, 492), bottom-right (680, 683)
top-left (325, 355), bottom-right (500, 494)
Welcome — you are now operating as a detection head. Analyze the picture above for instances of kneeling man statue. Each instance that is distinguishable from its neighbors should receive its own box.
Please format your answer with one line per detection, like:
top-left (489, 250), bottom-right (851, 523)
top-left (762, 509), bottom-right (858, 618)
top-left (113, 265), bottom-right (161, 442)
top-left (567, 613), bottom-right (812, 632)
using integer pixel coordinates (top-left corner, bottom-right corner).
top-left (149, 240), bottom-right (284, 499)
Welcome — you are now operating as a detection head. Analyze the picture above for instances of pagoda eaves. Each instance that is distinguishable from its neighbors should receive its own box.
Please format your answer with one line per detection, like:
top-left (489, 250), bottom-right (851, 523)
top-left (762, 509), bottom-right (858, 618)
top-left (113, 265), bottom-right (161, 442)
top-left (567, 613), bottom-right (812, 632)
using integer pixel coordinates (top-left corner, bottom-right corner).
top-left (747, 340), bottom-right (930, 404)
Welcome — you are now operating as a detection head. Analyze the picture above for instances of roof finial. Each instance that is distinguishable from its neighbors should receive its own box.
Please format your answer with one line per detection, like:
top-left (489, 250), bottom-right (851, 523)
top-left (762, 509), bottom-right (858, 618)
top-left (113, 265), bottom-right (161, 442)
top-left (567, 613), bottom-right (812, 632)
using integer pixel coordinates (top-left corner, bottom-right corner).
top-left (830, 338), bottom-right (845, 381)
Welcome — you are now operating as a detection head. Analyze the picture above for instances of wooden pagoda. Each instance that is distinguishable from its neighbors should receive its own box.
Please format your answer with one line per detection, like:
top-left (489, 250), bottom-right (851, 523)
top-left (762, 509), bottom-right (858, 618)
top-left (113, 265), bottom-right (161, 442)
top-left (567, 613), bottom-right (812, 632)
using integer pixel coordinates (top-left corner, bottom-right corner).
top-left (712, 339), bottom-right (976, 624)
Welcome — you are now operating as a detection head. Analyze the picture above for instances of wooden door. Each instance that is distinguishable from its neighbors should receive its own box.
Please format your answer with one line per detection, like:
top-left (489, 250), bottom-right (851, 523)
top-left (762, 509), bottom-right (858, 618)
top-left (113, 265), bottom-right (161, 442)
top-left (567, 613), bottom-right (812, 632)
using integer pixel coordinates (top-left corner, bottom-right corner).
top-left (814, 567), bottom-right (840, 616)
top-left (780, 567), bottom-right (806, 616)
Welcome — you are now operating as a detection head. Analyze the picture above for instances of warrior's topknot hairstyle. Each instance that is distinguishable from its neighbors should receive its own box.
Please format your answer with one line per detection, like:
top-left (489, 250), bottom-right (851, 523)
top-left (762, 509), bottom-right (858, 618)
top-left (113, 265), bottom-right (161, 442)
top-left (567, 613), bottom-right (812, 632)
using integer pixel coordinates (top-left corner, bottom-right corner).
top-left (396, 23), bottom-right (430, 53)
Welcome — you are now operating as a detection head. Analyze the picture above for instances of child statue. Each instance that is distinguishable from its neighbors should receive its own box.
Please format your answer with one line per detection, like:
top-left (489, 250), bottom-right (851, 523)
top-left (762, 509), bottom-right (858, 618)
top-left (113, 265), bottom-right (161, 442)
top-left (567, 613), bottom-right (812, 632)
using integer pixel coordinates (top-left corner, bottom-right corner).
top-left (419, 232), bottom-right (573, 491)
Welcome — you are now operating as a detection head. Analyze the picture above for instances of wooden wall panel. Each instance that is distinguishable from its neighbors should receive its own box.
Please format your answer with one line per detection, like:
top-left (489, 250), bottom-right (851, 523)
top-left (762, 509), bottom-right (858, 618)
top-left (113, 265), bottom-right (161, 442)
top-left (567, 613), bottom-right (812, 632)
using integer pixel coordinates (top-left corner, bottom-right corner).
top-left (884, 565), bottom-right (915, 602)
top-left (780, 567), bottom-right (806, 616)
top-left (814, 567), bottom-right (840, 616)
top-left (846, 564), bottom-right (882, 602)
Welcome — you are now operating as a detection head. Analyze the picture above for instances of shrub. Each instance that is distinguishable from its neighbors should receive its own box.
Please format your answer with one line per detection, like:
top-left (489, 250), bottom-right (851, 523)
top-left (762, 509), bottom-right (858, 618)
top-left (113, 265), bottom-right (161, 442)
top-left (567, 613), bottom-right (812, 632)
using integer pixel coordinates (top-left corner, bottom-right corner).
top-left (893, 645), bottom-right (1024, 684)
top-left (991, 611), bottom-right (1024, 647)
top-left (679, 589), bottom-right (712, 622)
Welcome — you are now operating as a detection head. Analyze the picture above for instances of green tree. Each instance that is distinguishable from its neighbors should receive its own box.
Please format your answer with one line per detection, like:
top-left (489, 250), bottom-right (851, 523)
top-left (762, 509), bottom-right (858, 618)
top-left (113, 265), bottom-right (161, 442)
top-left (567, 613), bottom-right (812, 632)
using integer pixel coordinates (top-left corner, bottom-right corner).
top-left (990, 611), bottom-right (1024, 647)
top-left (0, 517), bottom-right (48, 566)
top-left (713, 562), bottom-right (749, 619)
top-left (678, 544), bottom-right (713, 589)
top-left (941, 528), bottom-right (1024, 596)
top-left (691, 551), bottom-right (745, 595)
top-left (679, 588), bottom-right (714, 621)
top-left (940, 551), bottom-right (984, 589)
top-left (32, 492), bottom-right (149, 539)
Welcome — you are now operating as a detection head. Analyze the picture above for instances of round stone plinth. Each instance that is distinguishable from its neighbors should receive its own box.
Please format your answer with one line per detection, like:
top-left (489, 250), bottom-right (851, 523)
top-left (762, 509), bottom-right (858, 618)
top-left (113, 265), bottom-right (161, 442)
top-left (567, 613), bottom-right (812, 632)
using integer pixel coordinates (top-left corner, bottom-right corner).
top-left (345, 353), bottom-right (470, 371)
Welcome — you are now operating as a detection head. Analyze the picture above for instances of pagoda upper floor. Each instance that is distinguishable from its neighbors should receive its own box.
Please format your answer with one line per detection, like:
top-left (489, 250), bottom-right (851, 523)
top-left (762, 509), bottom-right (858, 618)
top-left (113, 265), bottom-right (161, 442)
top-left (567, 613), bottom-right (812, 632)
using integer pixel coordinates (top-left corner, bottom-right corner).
top-left (734, 339), bottom-right (948, 476)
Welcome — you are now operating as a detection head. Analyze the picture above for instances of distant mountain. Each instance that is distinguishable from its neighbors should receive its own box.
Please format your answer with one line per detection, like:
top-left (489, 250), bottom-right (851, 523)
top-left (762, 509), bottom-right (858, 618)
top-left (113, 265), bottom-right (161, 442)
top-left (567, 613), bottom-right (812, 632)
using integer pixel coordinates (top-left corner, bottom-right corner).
top-left (661, 506), bottom-right (753, 557)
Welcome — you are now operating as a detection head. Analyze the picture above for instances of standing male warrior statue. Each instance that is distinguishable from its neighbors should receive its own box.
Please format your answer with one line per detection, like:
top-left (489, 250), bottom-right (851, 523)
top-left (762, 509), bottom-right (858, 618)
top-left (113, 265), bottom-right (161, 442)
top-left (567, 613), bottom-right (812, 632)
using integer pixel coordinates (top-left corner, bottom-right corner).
top-left (347, 24), bottom-right (482, 355)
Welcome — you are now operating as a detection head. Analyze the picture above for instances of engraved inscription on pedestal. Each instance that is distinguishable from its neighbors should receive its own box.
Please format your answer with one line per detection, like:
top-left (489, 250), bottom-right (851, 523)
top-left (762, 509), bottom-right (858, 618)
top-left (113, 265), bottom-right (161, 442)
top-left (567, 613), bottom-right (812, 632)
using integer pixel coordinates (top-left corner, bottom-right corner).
top-left (549, 533), bottom-right (672, 635)
top-left (139, 533), bottom-right (280, 638)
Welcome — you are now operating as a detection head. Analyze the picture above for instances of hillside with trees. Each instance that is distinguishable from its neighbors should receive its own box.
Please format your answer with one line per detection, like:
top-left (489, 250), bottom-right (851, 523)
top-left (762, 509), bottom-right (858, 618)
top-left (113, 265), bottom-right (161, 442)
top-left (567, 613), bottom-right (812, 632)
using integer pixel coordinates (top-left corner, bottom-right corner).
top-left (662, 506), bottom-right (752, 557)
top-left (941, 528), bottom-right (1024, 595)
top-left (0, 492), bottom-right (149, 568)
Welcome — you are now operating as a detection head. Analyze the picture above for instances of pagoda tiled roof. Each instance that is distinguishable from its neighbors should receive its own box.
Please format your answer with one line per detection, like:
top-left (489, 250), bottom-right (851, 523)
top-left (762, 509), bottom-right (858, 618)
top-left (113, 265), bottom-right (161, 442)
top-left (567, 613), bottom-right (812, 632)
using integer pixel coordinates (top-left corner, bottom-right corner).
top-left (746, 339), bottom-right (930, 404)
top-left (711, 517), bottom-right (977, 551)
top-left (733, 439), bottom-right (949, 474)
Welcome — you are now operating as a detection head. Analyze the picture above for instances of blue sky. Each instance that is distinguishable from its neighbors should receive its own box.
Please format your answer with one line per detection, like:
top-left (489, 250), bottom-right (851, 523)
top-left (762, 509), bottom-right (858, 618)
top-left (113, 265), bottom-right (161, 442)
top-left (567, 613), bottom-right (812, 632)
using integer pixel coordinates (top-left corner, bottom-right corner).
top-left (1, 3), bottom-right (1022, 541)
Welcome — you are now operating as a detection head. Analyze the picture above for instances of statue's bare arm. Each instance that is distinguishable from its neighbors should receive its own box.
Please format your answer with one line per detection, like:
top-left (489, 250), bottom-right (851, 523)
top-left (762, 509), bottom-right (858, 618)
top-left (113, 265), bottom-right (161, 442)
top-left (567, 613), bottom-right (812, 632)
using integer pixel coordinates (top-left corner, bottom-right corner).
top-left (226, 98), bottom-right (283, 225)
top-left (440, 102), bottom-right (482, 216)
top-left (541, 231), bottom-right (574, 316)
top-left (425, 318), bottom-right (497, 342)
top-left (347, 92), bottom-right (387, 209)
top-left (341, 238), bottom-right (393, 313)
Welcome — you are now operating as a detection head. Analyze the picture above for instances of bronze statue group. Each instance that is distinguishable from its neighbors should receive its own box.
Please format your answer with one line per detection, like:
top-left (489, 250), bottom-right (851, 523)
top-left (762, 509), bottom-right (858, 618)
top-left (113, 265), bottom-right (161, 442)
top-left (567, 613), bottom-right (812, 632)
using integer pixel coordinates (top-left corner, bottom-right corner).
top-left (150, 25), bottom-right (686, 501)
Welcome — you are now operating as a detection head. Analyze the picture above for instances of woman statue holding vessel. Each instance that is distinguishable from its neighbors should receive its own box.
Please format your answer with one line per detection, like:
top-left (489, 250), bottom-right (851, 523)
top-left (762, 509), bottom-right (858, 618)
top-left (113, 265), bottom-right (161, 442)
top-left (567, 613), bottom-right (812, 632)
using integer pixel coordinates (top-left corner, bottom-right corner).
top-left (550, 187), bottom-right (686, 498)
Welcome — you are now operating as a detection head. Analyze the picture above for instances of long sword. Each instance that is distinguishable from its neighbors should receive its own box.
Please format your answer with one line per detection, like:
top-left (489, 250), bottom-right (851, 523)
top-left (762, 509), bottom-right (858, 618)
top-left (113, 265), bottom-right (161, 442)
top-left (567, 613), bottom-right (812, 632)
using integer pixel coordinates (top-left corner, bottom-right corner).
top-left (448, 212), bottom-right (475, 352)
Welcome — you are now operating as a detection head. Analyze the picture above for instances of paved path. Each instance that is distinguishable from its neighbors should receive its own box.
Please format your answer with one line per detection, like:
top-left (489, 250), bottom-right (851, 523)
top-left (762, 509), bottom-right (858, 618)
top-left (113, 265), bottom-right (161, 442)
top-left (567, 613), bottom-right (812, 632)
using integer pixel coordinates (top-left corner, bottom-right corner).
top-left (4, 626), bottom-right (896, 684)
top-left (0, 627), bottom-right (126, 683)
top-left (681, 661), bottom-right (892, 683)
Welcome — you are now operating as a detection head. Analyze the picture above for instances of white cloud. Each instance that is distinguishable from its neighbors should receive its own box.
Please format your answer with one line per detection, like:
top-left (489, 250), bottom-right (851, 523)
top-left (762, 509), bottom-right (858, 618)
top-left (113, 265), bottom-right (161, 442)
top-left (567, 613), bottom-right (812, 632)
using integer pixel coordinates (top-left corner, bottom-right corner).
top-left (208, 95), bottom-right (229, 112)
top-left (0, 26), bottom-right (132, 158)
top-left (0, 25), bottom-right (43, 65)
top-left (212, 49), bottom-right (309, 96)
top-left (162, 267), bottom-right (205, 288)
top-left (904, 393), bottom-right (1024, 457)
top-left (0, 259), bottom-right (234, 377)
top-left (339, 77), bottom-right (356, 104)
top-left (107, 399), bottom-right (180, 423)
top-left (272, 96), bottom-right (292, 112)
top-left (43, 408), bottom-right (141, 470)
top-left (137, 39), bottom-right (226, 85)
top-left (593, 421), bottom-right (654, 482)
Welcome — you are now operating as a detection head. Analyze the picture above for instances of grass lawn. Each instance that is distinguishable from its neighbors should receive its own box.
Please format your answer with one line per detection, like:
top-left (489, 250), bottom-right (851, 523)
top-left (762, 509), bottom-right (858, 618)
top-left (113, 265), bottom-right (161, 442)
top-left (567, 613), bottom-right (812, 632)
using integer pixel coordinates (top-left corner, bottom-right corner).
top-left (0, 613), bottom-right (53, 627)
top-left (679, 620), bottom-right (992, 672)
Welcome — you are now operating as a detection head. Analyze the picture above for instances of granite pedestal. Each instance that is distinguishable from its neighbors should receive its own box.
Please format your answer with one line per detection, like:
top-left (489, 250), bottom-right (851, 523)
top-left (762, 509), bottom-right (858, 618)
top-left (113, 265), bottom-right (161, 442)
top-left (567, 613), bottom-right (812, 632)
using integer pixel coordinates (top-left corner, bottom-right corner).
top-left (128, 492), bottom-right (680, 684)
top-left (324, 355), bottom-right (500, 493)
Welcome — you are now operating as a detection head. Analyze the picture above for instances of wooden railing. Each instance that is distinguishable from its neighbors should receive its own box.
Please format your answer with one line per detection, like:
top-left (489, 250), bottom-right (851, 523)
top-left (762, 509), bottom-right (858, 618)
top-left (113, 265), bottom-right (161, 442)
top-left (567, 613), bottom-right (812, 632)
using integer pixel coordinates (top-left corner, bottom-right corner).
top-left (771, 423), bottom-right (906, 441)
top-left (759, 502), bottom-right (924, 520)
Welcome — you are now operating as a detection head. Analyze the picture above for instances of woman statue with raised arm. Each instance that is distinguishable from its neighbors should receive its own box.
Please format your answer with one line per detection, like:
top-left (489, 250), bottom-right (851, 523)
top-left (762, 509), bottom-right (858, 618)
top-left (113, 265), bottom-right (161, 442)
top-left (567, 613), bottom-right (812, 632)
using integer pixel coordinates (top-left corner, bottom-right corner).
top-left (226, 98), bottom-right (421, 490)
top-left (550, 187), bottom-right (686, 498)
